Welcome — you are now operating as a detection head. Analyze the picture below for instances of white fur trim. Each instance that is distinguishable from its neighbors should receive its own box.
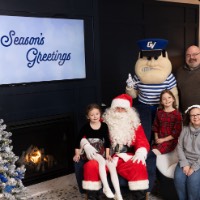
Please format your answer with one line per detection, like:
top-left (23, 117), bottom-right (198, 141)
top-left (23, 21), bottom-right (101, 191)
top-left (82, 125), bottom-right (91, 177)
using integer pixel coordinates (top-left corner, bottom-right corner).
top-left (185, 105), bottom-right (200, 113)
top-left (128, 180), bottom-right (149, 190)
top-left (82, 180), bottom-right (102, 190)
top-left (111, 98), bottom-right (130, 108)
top-left (116, 153), bottom-right (132, 162)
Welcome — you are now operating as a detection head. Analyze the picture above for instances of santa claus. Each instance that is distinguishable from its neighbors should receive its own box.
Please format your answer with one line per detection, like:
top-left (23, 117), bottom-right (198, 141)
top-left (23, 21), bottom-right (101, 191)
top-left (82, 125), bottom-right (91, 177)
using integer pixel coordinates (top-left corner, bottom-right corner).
top-left (80, 94), bottom-right (150, 200)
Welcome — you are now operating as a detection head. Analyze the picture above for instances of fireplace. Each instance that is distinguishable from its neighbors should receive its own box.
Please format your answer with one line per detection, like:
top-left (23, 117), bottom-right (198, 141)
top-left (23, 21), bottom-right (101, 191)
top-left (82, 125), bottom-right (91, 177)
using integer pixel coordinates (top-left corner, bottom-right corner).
top-left (7, 114), bottom-right (75, 186)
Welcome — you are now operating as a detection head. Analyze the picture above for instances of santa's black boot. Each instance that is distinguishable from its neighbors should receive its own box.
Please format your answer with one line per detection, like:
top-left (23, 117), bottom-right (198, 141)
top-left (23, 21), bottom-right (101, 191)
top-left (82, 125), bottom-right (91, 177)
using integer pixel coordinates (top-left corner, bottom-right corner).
top-left (130, 190), bottom-right (146, 200)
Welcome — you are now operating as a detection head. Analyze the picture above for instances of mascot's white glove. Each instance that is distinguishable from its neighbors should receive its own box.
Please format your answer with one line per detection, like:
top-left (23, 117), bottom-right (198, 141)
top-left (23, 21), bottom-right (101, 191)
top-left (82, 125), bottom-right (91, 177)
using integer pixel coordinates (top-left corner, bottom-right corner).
top-left (80, 138), bottom-right (97, 160)
top-left (126, 73), bottom-right (137, 88)
top-left (132, 147), bottom-right (147, 166)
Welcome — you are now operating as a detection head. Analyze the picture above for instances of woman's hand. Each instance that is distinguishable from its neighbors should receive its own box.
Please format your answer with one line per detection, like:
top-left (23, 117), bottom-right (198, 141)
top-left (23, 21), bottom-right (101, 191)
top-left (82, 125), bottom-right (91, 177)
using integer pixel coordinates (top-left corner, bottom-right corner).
top-left (187, 167), bottom-right (194, 176)
top-left (183, 166), bottom-right (190, 175)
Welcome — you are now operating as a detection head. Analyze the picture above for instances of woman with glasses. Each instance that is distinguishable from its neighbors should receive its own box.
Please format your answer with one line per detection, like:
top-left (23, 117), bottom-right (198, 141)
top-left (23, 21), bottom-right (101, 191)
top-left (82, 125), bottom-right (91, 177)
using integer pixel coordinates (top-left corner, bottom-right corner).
top-left (176, 45), bottom-right (200, 113)
top-left (174, 105), bottom-right (200, 200)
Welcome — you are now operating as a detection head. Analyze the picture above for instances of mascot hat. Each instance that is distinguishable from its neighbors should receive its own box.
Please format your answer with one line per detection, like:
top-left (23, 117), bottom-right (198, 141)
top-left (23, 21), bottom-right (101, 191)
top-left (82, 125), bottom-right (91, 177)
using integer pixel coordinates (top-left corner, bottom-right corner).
top-left (137, 38), bottom-right (168, 57)
top-left (111, 94), bottom-right (132, 109)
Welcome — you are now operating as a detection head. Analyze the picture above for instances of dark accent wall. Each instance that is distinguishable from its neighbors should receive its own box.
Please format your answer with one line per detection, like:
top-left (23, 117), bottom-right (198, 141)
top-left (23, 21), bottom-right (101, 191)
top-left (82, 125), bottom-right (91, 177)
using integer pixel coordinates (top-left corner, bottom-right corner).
top-left (0, 0), bottom-right (199, 135)
top-left (99, 0), bottom-right (199, 106)
top-left (0, 0), bottom-right (101, 134)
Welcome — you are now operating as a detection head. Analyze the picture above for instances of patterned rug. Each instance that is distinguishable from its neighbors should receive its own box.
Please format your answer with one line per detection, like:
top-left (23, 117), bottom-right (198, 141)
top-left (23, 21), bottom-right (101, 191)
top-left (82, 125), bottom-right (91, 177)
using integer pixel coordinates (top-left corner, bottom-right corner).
top-left (26, 185), bottom-right (85, 200)
top-left (26, 187), bottom-right (163, 200)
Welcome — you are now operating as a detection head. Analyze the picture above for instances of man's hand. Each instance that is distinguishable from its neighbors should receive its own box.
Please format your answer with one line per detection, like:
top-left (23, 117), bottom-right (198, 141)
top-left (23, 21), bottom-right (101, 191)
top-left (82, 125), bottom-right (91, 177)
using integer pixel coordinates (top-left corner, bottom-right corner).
top-left (131, 147), bottom-right (147, 165)
top-left (132, 153), bottom-right (146, 165)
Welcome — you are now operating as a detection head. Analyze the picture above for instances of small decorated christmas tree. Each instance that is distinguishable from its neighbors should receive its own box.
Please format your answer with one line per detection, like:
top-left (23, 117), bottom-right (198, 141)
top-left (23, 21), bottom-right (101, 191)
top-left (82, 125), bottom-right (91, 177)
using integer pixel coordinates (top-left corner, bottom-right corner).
top-left (0, 119), bottom-right (26, 200)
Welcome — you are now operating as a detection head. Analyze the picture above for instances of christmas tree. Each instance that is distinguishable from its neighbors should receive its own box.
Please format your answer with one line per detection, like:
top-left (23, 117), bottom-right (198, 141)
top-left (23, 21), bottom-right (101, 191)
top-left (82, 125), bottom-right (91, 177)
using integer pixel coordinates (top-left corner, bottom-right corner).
top-left (0, 119), bottom-right (26, 200)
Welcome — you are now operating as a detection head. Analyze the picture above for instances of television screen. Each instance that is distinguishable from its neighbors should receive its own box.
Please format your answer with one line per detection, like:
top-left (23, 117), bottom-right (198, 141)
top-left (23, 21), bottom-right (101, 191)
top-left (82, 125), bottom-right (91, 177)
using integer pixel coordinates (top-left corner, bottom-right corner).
top-left (0, 15), bottom-right (86, 85)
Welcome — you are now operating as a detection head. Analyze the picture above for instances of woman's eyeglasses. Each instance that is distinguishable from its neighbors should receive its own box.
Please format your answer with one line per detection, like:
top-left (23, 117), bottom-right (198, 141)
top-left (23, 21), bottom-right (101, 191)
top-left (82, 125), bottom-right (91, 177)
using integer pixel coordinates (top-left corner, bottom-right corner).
top-left (190, 113), bottom-right (200, 118)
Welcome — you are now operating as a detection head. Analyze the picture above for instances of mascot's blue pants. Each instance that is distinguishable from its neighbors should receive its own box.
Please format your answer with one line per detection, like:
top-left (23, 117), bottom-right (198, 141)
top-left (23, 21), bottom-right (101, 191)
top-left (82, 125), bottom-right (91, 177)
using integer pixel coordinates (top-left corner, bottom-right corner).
top-left (134, 101), bottom-right (158, 143)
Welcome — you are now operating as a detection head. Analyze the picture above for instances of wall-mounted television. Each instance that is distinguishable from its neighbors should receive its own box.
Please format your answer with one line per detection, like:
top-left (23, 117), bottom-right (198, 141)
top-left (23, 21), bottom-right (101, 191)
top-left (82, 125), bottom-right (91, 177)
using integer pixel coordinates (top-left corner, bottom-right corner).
top-left (0, 15), bottom-right (86, 85)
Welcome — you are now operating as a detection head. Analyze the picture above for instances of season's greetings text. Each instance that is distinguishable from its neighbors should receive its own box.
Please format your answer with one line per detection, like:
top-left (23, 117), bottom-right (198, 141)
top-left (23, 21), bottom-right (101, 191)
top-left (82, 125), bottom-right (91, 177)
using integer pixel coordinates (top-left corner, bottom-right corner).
top-left (0, 30), bottom-right (71, 68)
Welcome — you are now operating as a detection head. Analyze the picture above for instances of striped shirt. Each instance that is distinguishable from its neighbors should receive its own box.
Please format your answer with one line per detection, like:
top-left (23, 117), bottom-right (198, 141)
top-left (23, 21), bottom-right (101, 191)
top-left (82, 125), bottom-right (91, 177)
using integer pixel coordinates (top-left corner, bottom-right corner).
top-left (133, 73), bottom-right (177, 105)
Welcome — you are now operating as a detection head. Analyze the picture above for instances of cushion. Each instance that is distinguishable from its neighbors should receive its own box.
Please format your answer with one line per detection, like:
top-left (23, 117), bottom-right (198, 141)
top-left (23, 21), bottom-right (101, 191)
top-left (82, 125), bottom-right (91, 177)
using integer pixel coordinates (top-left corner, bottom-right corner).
top-left (156, 150), bottom-right (178, 178)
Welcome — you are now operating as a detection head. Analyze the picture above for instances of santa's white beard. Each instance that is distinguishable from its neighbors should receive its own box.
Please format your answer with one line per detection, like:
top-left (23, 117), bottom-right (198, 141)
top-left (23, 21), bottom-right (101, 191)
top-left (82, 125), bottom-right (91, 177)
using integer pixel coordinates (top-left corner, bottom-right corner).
top-left (103, 108), bottom-right (140, 148)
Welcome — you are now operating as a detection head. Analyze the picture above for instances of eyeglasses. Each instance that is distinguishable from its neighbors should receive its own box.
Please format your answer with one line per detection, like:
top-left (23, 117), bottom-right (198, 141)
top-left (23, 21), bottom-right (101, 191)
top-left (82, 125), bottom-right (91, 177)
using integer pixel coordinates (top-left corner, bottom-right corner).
top-left (186, 52), bottom-right (200, 58)
top-left (190, 114), bottom-right (200, 118)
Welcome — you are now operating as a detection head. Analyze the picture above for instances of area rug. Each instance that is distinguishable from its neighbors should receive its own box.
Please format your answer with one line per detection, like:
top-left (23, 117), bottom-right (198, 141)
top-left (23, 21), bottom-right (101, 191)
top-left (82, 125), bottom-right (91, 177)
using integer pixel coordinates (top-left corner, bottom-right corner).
top-left (24, 174), bottom-right (163, 200)
top-left (26, 185), bottom-right (85, 200)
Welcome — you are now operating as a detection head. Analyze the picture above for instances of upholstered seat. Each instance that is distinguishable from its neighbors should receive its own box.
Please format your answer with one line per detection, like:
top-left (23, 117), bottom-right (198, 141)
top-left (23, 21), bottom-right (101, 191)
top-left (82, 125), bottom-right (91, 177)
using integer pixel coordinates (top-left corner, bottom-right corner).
top-left (156, 150), bottom-right (179, 200)
top-left (156, 150), bottom-right (178, 179)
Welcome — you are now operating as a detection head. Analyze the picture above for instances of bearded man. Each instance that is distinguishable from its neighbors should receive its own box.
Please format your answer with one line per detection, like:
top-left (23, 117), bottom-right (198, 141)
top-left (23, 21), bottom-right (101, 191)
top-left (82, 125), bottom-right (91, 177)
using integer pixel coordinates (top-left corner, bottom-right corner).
top-left (80, 94), bottom-right (150, 200)
top-left (176, 45), bottom-right (200, 113)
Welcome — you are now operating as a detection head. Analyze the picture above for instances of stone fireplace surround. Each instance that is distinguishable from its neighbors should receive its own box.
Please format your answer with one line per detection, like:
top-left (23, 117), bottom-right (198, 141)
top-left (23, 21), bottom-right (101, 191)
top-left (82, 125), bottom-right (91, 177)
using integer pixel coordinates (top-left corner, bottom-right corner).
top-left (6, 114), bottom-right (75, 186)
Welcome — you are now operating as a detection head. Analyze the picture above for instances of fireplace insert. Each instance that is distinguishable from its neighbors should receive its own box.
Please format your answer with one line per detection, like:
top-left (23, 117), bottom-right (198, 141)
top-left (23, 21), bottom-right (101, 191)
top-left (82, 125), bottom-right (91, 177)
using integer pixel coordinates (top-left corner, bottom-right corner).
top-left (7, 114), bottom-right (75, 186)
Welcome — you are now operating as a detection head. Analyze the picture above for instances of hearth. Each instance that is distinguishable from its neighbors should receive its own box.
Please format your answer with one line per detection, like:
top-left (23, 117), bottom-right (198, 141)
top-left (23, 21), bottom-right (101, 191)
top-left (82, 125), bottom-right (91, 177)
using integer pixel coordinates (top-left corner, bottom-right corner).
top-left (6, 114), bottom-right (75, 186)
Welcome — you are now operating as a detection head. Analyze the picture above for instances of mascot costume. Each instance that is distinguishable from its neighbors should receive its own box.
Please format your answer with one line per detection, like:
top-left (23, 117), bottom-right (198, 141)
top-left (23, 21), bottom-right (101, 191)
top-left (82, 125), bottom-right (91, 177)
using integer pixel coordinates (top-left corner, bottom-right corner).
top-left (126, 38), bottom-right (179, 195)
top-left (126, 38), bottom-right (179, 142)
top-left (80, 94), bottom-right (150, 200)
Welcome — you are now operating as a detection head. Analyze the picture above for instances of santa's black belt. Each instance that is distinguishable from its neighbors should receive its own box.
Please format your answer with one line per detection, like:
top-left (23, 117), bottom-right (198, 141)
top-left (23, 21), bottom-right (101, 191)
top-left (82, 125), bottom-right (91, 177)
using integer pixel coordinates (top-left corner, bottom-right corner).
top-left (113, 144), bottom-right (134, 154)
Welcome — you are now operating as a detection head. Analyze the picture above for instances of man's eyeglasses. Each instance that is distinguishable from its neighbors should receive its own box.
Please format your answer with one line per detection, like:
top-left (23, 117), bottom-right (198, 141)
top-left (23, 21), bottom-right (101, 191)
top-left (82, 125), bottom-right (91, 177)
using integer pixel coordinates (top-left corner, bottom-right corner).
top-left (190, 113), bottom-right (200, 118)
top-left (186, 52), bottom-right (200, 58)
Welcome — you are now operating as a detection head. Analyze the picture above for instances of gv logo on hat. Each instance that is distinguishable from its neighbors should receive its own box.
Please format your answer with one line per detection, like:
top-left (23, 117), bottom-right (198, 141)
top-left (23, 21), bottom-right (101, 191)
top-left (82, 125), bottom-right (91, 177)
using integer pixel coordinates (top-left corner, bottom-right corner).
top-left (147, 41), bottom-right (156, 49)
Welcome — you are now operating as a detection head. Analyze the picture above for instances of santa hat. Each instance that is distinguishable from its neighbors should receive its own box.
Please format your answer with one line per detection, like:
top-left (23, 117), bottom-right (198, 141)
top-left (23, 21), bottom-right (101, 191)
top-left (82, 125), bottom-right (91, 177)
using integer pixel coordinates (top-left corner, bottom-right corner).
top-left (111, 94), bottom-right (132, 109)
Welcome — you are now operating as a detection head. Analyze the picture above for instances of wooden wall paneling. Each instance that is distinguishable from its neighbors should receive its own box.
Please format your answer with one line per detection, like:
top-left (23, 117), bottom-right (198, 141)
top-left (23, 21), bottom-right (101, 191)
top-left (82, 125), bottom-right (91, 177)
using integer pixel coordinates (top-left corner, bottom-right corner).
top-left (99, 0), bottom-right (144, 105)
top-left (99, 0), bottom-right (199, 106)
top-left (184, 6), bottom-right (199, 48)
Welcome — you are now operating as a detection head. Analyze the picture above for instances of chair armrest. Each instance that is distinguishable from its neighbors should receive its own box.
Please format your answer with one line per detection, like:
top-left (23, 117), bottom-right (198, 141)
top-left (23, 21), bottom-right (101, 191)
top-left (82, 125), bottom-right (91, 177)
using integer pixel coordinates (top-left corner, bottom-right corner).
top-left (156, 150), bottom-right (178, 179)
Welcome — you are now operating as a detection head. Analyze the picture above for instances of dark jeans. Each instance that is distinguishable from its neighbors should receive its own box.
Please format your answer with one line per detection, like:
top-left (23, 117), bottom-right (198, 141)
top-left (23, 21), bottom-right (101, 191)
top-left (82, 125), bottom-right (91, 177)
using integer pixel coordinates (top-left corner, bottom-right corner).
top-left (74, 150), bottom-right (156, 194)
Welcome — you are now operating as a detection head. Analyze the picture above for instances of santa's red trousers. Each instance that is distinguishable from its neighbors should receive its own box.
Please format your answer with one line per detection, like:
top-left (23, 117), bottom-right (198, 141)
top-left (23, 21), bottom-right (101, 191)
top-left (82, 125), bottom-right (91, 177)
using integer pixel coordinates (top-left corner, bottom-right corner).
top-left (82, 157), bottom-right (149, 191)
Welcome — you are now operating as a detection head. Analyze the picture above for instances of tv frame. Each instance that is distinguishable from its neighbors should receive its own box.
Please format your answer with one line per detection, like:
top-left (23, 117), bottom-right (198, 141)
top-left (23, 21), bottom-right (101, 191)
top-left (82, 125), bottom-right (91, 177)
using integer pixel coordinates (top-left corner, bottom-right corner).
top-left (0, 11), bottom-right (92, 87)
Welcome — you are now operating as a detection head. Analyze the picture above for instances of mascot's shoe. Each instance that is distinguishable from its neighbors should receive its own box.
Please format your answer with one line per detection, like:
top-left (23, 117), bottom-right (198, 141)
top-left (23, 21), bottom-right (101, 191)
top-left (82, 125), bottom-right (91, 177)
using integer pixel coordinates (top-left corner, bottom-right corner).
top-left (130, 190), bottom-right (146, 200)
top-left (114, 193), bottom-right (123, 200)
top-left (103, 187), bottom-right (115, 198)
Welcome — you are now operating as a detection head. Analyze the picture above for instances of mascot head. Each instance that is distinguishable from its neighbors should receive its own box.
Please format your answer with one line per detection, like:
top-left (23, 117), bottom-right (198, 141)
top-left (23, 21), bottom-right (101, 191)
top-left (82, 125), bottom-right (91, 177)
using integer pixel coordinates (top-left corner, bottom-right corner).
top-left (135, 38), bottom-right (172, 84)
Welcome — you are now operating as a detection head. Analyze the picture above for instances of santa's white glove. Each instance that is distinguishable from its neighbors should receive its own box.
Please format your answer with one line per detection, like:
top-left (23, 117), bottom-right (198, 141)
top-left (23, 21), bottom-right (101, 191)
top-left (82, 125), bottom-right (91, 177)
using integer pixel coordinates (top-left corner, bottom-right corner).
top-left (126, 73), bottom-right (136, 88)
top-left (80, 138), bottom-right (97, 160)
top-left (132, 147), bottom-right (147, 166)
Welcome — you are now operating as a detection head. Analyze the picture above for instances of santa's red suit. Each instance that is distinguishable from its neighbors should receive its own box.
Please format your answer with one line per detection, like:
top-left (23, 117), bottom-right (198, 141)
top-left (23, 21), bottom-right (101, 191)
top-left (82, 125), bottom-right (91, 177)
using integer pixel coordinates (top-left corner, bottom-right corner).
top-left (81, 94), bottom-right (150, 191)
